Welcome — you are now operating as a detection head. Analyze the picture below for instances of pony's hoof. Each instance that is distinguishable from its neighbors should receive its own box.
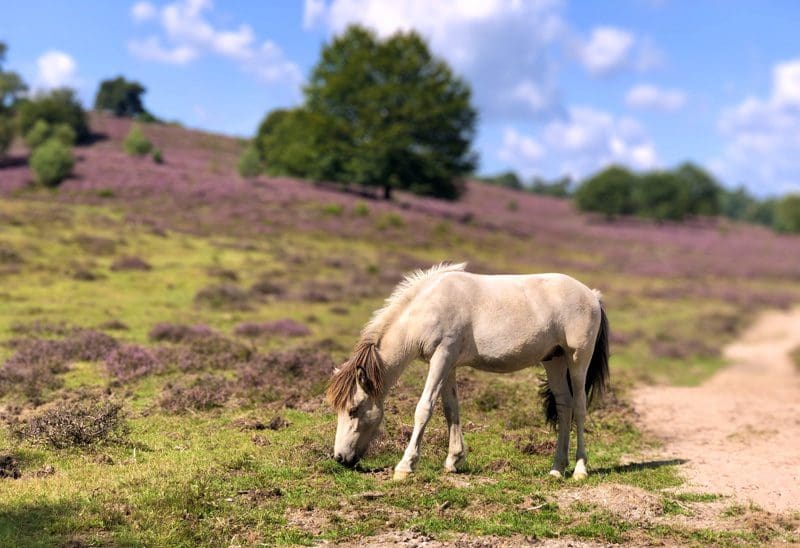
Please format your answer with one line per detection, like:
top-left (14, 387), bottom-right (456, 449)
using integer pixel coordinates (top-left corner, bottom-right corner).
top-left (444, 455), bottom-right (466, 473)
top-left (548, 470), bottom-right (563, 479)
top-left (393, 469), bottom-right (411, 481)
top-left (572, 471), bottom-right (588, 481)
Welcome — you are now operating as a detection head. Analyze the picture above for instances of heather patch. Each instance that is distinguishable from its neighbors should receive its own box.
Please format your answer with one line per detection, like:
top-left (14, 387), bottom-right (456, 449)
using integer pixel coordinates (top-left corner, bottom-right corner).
top-left (0, 244), bottom-right (23, 265)
top-left (73, 234), bottom-right (117, 256)
top-left (236, 347), bottom-right (334, 402)
top-left (9, 320), bottom-right (76, 338)
top-left (148, 323), bottom-right (214, 343)
top-left (0, 331), bottom-right (117, 400)
top-left (98, 319), bottom-right (129, 331)
top-left (13, 398), bottom-right (128, 449)
top-left (154, 333), bottom-right (252, 372)
top-left (194, 283), bottom-right (251, 310)
top-left (248, 278), bottom-right (285, 298)
top-left (104, 344), bottom-right (162, 382)
top-left (0, 455), bottom-right (21, 479)
top-left (110, 256), bottom-right (152, 271)
top-left (158, 375), bottom-right (232, 413)
top-left (233, 319), bottom-right (310, 339)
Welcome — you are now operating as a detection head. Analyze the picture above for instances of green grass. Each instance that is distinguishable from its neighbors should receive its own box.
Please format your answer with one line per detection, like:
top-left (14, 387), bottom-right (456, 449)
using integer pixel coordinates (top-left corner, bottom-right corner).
top-left (0, 196), bottom-right (797, 546)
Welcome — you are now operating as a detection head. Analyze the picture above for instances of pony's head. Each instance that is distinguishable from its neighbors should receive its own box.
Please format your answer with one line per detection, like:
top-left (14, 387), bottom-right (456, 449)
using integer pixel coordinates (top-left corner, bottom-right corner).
top-left (327, 342), bottom-right (386, 467)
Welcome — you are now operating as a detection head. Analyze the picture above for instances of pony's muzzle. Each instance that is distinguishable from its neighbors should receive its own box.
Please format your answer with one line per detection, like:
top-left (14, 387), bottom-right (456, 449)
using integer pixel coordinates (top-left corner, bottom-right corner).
top-left (334, 453), bottom-right (358, 468)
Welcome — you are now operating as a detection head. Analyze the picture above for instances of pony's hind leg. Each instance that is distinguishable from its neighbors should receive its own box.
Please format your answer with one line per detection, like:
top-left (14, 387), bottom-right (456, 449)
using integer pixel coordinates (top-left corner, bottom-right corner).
top-left (441, 370), bottom-right (466, 473)
top-left (393, 342), bottom-right (457, 481)
top-left (543, 357), bottom-right (572, 478)
top-left (569, 349), bottom-right (591, 480)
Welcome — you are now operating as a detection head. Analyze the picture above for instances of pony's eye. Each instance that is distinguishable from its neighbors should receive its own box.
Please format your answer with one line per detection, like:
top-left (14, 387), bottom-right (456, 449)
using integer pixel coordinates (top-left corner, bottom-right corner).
top-left (348, 405), bottom-right (360, 418)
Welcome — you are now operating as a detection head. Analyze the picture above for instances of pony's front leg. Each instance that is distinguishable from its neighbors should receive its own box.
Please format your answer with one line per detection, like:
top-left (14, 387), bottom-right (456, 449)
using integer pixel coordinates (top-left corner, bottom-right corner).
top-left (544, 359), bottom-right (573, 478)
top-left (393, 344), bottom-right (455, 481)
top-left (441, 370), bottom-right (466, 473)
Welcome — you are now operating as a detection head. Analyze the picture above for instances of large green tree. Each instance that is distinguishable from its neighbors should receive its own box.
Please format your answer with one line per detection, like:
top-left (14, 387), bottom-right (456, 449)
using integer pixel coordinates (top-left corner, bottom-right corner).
top-left (773, 194), bottom-right (800, 233)
top-left (258, 25), bottom-right (477, 199)
top-left (94, 76), bottom-right (147, 117)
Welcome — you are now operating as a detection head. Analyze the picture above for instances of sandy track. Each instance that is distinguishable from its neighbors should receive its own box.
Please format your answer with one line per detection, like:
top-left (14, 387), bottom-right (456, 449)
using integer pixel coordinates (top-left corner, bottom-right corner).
top-left (633, 307), bottom-right (800, 513)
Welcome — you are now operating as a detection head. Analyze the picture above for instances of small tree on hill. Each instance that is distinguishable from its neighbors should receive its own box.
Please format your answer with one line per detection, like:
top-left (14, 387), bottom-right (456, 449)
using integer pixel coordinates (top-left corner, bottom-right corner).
top-left (0, 42), bottom-right (27, 158)
top-left (94, 76), bottom-right (147, 118)
top-left (574, 165), bottom-right (637, 219)
top-left (29, 138), bottom-right (75, 187)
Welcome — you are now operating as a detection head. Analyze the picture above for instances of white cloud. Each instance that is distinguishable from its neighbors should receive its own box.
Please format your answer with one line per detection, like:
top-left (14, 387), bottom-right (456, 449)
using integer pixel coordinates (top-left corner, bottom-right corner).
top-left (305, 0), bottom-right (567, 119)
top-left (499, 106), bottom-right (658, 178)
top-left (578, 26), bottom-right (634, 76)
top-left (625, 84), bottom-right (686, 111)
top-left (128, 0), bottom-right (302, 86)
top-left (131, 1), bottom-right (157, 22)
top-left (303, 0), bottom-right (327, 30)
top-left (128, 37), bottom-right (197, 64)
top-left (715, 59), bottom-right (800, 194)
top-left (36, 50), bottom-right (78, 89)
top-left (498, 127), bottom-right (544, 171)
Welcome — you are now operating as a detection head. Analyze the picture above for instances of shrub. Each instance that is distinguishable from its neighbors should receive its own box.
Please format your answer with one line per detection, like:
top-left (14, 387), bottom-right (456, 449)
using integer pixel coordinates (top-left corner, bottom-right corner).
top-left (50, 123), bottom-right (76, 146)
top-left (17, 88), bottom-right (89, 143)
top-left (237, 145), bottom-right (261, 177)
top-left (233, 319), bottom-right (311, 339)
top-left (29, 138), bottom-right (75, 187)
top-left (159, 376), bottom-right (231, 413)
top-left (110, 256), bottom-right (152, 271)
top-left (148, 323), bottom-right (214, 343)
top-left (194, 283), bottom-right (251, 310)
top-left (151, 148), bottom-right (163, 164)
top-left (773, 194), bottom-right (800, 234)
top-left (353, 201), bottom-right (370, 216)
top-left (105, 344), bottom-right (162, 382)
top-left (24, 119), bottom-right (51, 149)
top-left (15, 398), bottom-right (128, 448)
top-left (123, 125), bottom-right (153, 156)
top-left (0, 115), bottom-right (13, 158)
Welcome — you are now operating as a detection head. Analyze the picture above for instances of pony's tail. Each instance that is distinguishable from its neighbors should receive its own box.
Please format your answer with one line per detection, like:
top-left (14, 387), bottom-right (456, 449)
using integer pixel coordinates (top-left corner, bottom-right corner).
top-left (540, 305), bottom-right (610, 429)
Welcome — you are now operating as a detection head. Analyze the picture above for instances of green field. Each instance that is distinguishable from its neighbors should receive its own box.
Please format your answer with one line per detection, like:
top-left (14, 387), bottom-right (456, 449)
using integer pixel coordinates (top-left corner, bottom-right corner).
top-left (1, 120), bottom-right (799, 546)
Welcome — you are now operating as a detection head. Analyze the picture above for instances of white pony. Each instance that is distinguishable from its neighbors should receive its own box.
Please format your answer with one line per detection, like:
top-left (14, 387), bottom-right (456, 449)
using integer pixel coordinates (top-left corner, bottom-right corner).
top-left (328, 263), bottom-right (609, 480)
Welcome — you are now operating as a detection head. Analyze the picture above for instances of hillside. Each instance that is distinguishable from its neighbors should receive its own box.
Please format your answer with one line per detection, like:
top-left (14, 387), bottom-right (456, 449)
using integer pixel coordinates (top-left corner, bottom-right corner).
top-left (0, 116), bottom-right (799, 545)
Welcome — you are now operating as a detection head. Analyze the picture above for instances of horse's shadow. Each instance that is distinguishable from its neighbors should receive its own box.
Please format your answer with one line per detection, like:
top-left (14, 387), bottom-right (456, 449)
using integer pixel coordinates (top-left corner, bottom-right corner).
top-left (591, 458), bottom-right (687, 475)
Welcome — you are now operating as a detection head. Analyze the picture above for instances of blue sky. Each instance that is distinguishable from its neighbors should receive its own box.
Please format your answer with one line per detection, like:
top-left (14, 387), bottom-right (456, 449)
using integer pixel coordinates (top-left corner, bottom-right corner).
top-left (3, 0), bottom-right (800, 195)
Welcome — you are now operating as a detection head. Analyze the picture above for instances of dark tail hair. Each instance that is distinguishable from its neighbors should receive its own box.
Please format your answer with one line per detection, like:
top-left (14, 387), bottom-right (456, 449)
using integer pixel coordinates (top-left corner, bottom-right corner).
top-left (541, 306), bottom-right (610, 429)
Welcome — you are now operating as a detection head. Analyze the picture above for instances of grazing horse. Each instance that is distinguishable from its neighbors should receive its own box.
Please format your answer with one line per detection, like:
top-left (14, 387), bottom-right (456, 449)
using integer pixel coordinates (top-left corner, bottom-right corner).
top-left (327, 263), bottom-right (609, 481)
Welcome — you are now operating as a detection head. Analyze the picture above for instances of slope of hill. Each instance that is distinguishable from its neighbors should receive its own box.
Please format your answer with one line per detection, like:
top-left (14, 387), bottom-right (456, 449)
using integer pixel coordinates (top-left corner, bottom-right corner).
top-left (0, 115), bottom-right (798, 545)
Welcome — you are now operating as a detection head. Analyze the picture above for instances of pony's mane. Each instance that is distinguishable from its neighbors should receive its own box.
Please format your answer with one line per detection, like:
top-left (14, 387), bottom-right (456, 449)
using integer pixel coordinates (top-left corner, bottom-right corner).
top-left (326, 262), bottom-right (467, 411)
top-left (327, 341), bottom-right (385, 411)
top-left (361, 262), bottom-right (467, 344)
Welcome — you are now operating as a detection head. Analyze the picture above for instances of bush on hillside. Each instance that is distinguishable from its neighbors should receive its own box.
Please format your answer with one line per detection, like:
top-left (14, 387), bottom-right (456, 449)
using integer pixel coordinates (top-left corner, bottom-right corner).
top-left (574, 165), bottom-right (637, 219)
top-left (123, 125), bottom-right (153, 156)
top-left (29, 138), bottom-right (74, 187)
top-left (24, 120), bottom-right (76, 150)
top-left (237, 145), bottom-right (261, 177)
top-left (773, 194), bottom-right (800, 234)
top-left (17, 88), bottom-right (89, 143)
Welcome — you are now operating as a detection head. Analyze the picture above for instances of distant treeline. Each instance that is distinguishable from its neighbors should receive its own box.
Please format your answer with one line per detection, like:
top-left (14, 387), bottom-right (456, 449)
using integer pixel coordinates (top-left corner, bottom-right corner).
top-left (478, 165), bottom-right (800, 234)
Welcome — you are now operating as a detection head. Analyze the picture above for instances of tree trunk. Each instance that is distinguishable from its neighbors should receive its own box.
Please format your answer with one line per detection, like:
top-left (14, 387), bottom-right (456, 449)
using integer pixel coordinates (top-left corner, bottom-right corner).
top-left (383, 185), bottom-right (392, 200)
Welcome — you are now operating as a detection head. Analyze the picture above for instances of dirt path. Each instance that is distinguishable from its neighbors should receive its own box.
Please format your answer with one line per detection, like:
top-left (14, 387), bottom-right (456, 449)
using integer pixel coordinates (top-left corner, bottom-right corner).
top-left (633, 307), bottom-right (800, 513)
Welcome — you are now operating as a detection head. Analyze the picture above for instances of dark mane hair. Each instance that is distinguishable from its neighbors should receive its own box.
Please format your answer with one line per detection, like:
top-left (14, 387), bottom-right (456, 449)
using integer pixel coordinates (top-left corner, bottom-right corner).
top-left (326, 341), bottom-right (385, 411)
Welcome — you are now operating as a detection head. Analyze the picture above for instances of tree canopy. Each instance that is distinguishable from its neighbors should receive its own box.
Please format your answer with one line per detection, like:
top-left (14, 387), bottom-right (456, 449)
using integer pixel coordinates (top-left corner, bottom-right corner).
top-left (18, 88), bottom-right (89, 143)
top-left (255, 25), bottom-right (477, 199)
top-left (94, 76), bottom-right (147, 118)
top-left (0, 42), bottom-right (27, 114)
